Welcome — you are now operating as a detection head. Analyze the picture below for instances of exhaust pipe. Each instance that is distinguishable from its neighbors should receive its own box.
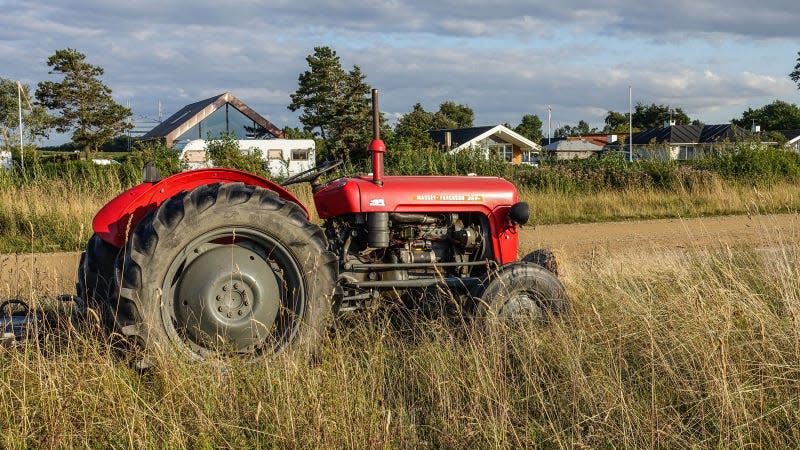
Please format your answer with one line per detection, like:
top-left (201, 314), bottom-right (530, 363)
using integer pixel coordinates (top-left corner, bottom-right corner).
top-left (369, 88), bottom-right (385, 186)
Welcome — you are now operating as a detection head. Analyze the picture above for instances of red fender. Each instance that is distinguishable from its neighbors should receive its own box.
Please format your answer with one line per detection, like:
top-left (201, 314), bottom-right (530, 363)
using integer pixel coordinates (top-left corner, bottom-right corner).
top-left (92, 168), bottom-right (308, 248)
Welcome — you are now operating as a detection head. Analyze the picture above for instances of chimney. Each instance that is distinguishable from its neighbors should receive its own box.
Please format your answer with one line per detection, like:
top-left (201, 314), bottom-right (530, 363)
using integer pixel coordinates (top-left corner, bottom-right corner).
top-left (751, 124), bottom-right (761, 133)
top-left (663, 119), bottom-right (676, 128)
top-left (607, 134), bottom-right (617, 144)
top-left (444, 131), bottom-right (452, 150)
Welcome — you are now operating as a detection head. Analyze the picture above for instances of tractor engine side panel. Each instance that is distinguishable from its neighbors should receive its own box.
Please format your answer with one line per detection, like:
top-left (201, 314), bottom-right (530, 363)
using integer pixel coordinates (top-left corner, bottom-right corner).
top-left (313, 176), bottom-right (520, 264)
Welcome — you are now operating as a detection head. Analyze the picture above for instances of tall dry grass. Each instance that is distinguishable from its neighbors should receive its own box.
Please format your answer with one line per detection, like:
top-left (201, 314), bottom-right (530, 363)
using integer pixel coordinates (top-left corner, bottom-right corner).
top-left (523, 179), bottom-right (800, 225)
top-left (2, 234), bottom-right (799, 448)
top-left (3, 173), bottom-right (800, 254)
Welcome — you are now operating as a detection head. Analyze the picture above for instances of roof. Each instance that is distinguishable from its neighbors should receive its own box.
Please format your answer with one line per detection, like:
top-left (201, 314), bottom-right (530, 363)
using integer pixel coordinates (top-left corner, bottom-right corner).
top-left (429, 125), bottom-right (541, 152)
top-left (627, 124), bottom-right (749, 145)
top-left (142, 92), bottom-right (283, 144)
top-left (544, 139), bottom-right (604, 152)
top-left (779, 129), bottom-right (800, 143)
top-left (542, 134), bottom-right (611, 148)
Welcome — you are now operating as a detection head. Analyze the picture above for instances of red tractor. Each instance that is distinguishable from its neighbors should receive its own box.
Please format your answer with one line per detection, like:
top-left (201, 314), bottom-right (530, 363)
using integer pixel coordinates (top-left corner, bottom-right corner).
top-left (78, 90), bottom-right (567, 361)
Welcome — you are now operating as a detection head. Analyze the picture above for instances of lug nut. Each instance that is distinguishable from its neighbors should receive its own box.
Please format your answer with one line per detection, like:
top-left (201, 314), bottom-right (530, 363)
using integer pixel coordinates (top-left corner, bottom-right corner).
top-left (237, 310), bottom-right (243, 316)
top-left (217, 306), bottom-right (223, 312)
top-left (222, 285), bottom-right (228, 292)
top-left (226, 312), bottom-right (232, 318)
top-left (233, 283), bottom-right (239, 290)
top-left (216, 295), bottom-right (221, 301)
top-left (243, 301), bottom-right (249, 306)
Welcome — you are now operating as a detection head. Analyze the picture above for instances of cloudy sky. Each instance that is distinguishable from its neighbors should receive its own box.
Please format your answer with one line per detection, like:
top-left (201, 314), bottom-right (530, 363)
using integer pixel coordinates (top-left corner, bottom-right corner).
top-left (2, 0), bottom-right (799, 143)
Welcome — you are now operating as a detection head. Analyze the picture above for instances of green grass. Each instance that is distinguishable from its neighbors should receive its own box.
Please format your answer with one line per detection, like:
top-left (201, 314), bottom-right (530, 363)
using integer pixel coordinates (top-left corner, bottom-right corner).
top-left (2, 242), bottom-right (799, 448)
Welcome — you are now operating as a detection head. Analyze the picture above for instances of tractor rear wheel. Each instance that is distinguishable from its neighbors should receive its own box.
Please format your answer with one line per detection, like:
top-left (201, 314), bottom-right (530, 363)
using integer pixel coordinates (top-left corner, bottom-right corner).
top-left (76, 234), bottom-right (119, 327)
top-left (473, 262), bottom-right (568, 324)
top-left (111, 182), bottom-right (336, 362)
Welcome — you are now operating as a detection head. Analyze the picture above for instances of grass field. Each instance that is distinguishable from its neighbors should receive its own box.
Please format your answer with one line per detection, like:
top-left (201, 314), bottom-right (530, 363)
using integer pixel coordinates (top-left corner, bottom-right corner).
top-left (2, 158), bottom-right (800, 447)
top-left (1, 238), bottom-right (799, 448)
top-left (2, 176), bottom-right (800, 254)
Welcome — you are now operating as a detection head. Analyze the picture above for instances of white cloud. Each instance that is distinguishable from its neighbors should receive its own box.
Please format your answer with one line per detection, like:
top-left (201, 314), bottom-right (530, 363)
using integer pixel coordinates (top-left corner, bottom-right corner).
top-left (1, 0), bottom-right (798, 143)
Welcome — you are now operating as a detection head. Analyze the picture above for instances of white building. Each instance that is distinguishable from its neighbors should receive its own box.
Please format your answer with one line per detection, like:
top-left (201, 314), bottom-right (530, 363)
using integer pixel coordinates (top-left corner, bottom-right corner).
top-left (175, 139), bottom-right (315, 177)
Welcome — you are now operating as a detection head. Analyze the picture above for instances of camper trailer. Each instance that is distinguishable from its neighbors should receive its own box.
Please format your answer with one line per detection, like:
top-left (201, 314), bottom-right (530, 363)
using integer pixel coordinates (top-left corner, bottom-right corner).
top-left (174, 139), bottom-right (316, 177)
top-left (0, 151), bottom-right (11, 170)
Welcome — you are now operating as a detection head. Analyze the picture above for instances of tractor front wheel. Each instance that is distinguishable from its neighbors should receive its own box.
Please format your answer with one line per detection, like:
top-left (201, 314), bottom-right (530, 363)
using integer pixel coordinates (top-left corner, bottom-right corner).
top-left (473, 262), bottom-right (568, 324)
top-left (112, 182), bottom-right (336, 362)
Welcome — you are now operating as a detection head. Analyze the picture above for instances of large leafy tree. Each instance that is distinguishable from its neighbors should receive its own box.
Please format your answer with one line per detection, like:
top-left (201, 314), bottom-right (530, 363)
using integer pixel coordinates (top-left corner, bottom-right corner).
top-left (604, 102), bottom-right (692, 132)
top-left (732, 100), bottom-right (800, 131)
top-left (288, 46), bottom-right (372, 163)
top-left (0, 78), bottom-right (50, 152)
top-left (434, 100), bottom-right (475, 129)
top-left (514, 114), bottom-right (543, 143)
top-left (554, 120), bottom-right (598, 138)
top-left (35, 49), bottom-right (131, 153)
top-left (790, 51), bottom-right (800, 90)
top-left (392, 100), bottom-right (475, 150)
top-left (603, 110), bottom-right (631, 133)
top-left (394, 103), bottom-right (436, 149)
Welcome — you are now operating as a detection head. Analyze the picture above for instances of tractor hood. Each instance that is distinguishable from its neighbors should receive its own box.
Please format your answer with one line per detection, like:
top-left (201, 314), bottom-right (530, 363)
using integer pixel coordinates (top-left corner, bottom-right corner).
top-left (313, 175), bottom-right (518, 219)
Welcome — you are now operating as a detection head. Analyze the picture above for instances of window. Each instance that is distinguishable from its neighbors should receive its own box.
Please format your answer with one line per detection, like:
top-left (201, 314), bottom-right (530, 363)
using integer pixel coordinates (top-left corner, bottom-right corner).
top-left (521, 149), bottom-right (538, 165)
top-left (488, 144), bottom-right (513, 162)
top-left (678, 145), bottom-right (695, 160)
top-left (291, 148), bottom-right (311, 161)
top-left (267, 150), bottom-right (282, 160)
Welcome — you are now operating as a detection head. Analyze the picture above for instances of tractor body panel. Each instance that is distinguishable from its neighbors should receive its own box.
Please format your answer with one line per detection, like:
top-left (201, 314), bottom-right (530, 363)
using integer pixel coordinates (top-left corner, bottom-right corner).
top-left (93, 168), bottom-right (306, 248)
top-left (313, 175), bottom-right (520, 264)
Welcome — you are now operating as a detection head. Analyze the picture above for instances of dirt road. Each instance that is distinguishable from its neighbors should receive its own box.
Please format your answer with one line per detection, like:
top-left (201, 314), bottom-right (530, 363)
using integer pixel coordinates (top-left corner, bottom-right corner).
top-left (520, 213), bottom-right (799, 257)
top-left (1, 213), bottom-right (798, 297)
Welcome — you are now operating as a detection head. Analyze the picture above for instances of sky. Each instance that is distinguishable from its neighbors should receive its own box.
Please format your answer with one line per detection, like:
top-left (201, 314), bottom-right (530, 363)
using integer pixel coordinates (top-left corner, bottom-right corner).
top-left (1, 0), bottom-right (799, 144)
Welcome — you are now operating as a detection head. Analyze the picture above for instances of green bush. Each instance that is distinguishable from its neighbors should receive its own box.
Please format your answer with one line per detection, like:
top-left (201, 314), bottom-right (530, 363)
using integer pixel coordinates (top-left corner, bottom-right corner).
top-left (205, 133), bottom-right (269, 177)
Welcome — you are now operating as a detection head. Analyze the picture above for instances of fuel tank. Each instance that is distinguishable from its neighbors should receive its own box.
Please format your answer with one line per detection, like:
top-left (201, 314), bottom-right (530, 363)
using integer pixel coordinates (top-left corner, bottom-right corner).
top-left (313, 175), bottom-right (518, 218)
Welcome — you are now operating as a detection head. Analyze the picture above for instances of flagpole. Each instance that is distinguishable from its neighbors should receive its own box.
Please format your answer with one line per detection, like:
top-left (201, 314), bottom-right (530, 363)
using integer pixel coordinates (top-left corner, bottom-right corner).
top-left (17, 81), bottom-right (24, 171)
top-left (547, 105), bottom-right (552, 145)
top-left (628, 85), bottom-right (632, 162)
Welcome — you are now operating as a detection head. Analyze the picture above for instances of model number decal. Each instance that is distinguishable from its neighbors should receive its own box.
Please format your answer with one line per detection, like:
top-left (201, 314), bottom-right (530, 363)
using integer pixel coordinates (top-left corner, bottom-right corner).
top-left (414, 194), bottom-right (484, 201)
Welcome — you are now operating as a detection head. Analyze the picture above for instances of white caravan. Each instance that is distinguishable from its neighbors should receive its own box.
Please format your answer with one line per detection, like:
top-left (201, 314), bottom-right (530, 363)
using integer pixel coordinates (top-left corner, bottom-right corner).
top-left (0, 151), bottom-right (11, 170)
top-left (175, 139), bottom-right (316, 177)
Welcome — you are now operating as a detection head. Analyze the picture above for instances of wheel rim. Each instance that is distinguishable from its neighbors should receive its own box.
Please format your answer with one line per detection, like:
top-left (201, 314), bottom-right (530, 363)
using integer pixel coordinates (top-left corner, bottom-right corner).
top-left (161, 227), bottom-right (305, 357)
top-left (498, 290), bottom-right (544, 321)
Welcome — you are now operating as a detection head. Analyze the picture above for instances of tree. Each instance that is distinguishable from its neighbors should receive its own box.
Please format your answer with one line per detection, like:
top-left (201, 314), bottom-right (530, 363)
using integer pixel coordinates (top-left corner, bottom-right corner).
top-left (554, 120), bottom-right (597, 138)
top-left (634, 103), bottom-right (690, 129)
top-left (288, 46), bottom-right (372, 163)
top-left (732, 100), bottom-right (800, 131)
top-left (790, 51), bottom-right (800, 90)
top-left (394, 103), bottom-right (436, 149)
top-left (603, 102), bottom-right (692, 132)
top-left (514, 114), bottom-right (543, 143)
top-left (35, 48), bottom-right (131, 153)
top-left (0, 78), bottom-right (50, 152)
top-left (437, 101), bottom-right (473, 128)
top-left (603, 110), bottom-right (630, 133)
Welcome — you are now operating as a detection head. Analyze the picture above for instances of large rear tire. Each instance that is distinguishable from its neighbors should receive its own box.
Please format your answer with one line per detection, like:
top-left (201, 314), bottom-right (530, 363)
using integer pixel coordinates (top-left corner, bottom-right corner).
top-left (76, 234), bottom-right (119, 327)
top-left (111, 182), bottom-right (337, 362)
top-left (473, 262), bottom-right (568, 324)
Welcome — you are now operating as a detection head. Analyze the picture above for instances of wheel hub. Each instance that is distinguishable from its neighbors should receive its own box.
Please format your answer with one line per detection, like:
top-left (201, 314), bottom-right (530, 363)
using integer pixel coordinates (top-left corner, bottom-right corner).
top-left (499, 291), bottom-right (544, 320)
top-left (173, 244), bottom-right (282, 352)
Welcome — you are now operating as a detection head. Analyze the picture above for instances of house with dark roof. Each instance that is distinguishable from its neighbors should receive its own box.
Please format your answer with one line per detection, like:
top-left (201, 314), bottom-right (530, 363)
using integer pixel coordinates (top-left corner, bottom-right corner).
top-left (610, 124), bottom-right (751, 160)
top-left (142, 92), bottom-right (283, 146)
top-left (779, 130), bottom-right (800, 152)
top-left (429, 125), bottom-right (541, 165)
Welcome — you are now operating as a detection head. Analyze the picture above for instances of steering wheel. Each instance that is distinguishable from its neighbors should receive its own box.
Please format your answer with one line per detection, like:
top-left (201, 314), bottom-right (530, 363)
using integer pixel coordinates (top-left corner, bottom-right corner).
top-left (280, 159), bottom-right (343, 187)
